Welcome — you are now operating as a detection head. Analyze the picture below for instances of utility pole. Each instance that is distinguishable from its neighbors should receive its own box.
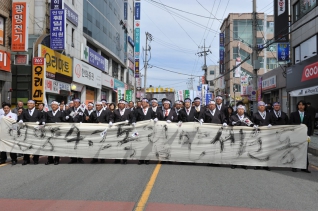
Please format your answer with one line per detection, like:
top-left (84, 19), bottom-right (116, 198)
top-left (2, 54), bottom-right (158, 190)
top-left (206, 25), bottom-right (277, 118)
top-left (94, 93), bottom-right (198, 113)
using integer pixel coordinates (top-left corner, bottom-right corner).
top-left (252, 0), bottom-right (259, 111)
top-left (143, 32), bottom-right (152, 97)
top-left (196, 39), bottom-right (212, 84)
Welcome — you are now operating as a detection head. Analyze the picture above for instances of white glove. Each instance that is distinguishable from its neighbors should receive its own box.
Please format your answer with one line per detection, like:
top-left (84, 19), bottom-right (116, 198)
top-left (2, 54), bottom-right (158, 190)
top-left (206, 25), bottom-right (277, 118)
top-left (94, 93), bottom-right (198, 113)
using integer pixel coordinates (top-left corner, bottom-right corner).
top-left (222, 123), bottom-right (228, 127)
top-left (65, 116), bottom-right (69, 120)
top-left (125, 120), bottom-right (129, 124)
top-left (267, 124), bottom-right (272, 128)
top-left (80, 122), bottom-right (82, 124)
top-left (132, 122), bottom-right (136, 127)
top-left (36, 121), bottom-right (40, 125)
top-left (18, 120), bottom-right (23, 123)
top-left (109, 122), bottom-right (113, 127)
top-left (42, 122), bottom-right (45, 125)
top-left (177, 121), bottom-right (182, 127)
top-left (253, 125), bottom-right (259, 129)
top-left (200, 119), bottom-right (204, 123)
top-left (154, 118), bottom-right (158, 122)
top-left (307, 136), bottom-right (311, 142)
top-left (166, 120), bottom-right (171, 123)
top-left (232, 121), bottom-right (237, 125)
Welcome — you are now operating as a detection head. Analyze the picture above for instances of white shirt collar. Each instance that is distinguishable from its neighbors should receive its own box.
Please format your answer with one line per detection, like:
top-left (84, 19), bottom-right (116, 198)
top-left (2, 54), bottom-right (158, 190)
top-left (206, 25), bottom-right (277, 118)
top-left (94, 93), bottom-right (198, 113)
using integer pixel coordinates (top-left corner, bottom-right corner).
top-left (28, 107), bottom-right (35, 115)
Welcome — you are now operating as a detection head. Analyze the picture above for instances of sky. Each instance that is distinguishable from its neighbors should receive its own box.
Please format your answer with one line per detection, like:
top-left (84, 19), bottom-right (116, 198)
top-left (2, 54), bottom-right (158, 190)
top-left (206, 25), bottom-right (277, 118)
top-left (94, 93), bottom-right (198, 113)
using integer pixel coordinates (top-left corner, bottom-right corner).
top-left (139, 0), bottom-right (274, 91)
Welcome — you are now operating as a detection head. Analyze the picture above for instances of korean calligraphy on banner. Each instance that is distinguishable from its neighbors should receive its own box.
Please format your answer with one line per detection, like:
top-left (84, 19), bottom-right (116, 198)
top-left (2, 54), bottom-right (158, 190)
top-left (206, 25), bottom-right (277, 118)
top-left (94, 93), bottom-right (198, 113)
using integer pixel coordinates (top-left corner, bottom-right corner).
top-left (11, 2), bottom-right (29, 52)
top-left (32, 57), bottom-right (46, 106)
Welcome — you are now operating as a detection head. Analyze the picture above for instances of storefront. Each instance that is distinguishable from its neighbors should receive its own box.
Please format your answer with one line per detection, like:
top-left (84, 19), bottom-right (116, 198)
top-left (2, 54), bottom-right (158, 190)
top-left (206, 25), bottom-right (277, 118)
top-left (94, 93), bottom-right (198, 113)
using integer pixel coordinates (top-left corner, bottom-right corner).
top-left (72, 58), bottom-right (101, 104)
top-left (261, 67), bottom-right (288, 113)
top-left (0, 50), bottom-right (11, 105)
top-left (45, 78), bottom-right (71, 105)
top-left (286, 55), bottom-right (318, 112)
top-left (101, 73), bottom-right (114, 103)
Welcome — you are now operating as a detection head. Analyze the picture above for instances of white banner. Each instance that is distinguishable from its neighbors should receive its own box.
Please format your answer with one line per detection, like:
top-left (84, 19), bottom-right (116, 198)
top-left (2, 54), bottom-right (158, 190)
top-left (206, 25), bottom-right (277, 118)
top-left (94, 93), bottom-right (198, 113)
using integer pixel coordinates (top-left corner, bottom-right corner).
top-left (0, 117), bottom-right (308, 168)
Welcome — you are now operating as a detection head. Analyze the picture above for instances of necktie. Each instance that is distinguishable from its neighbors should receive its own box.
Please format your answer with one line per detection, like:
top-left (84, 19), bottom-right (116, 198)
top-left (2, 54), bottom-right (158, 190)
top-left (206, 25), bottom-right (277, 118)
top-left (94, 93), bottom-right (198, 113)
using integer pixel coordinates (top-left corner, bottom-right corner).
top-left (97, 111), bottom-right (100, 117)
top-left (187, 109), bottom-right (189, 113)
top-left (29, 110), bottom-right (32, 115)
top-left (300, 112), bottom-right (304, 123)
top-left (165, 110), bottom-right (168, 116)
top-left (144, 109), bottom-right (147, 115)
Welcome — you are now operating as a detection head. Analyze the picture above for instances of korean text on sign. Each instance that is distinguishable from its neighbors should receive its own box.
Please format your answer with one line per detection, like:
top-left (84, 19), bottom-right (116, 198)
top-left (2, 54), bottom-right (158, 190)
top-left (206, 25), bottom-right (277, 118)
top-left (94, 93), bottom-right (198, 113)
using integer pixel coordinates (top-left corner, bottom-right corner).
top-left (32, 57), bottom-right (45, 105)
top-left (11, 2), bottom-right (28, 52)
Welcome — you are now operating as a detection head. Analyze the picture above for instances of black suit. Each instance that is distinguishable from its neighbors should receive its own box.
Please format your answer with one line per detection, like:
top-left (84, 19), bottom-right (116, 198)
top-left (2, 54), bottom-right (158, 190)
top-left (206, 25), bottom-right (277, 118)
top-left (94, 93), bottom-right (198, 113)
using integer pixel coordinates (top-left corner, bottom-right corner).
top-left (193, 106), bottom-right (206, 121)
top-left (136, 108), bottom-right (156, 121)
top-left (22, 109), bottom-right (45, 163)
top-left (113, 109), bottom-right (136, 123)
top-left (157, 109), bottom-right (178, 122)
top-left (64, 107), bottom-right (84, 123)
top-left (46, 110), bottom-right (64, 164)
top-left (290, 111), bottom-right (312, 170)
top-left (216, 104), bottom-right (228, 116)
top-left (89, 109), bottom-right (113, 123)
top-left (178, 107), bottom-right (197, 122)
top-left (252, 111), bottom-right (273, 126)
top-left (229, 114), bottom-right (253, 126)
top-left (271, 110), bottom-right (289, 125)
top-left (203, 109), bottom-right (225, 124)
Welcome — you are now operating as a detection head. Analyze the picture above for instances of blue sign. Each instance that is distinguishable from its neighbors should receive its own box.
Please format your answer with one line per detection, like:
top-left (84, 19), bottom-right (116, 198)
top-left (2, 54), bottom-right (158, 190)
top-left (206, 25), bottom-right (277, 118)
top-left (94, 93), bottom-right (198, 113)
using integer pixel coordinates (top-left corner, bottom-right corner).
top-left (277, 43), bottom-right (290, 61)
top-left (197, 86), bottom-right (202, 91)
top-left (128, 36), bottom-right (134, 47)
top-left (114, 79), bottom-right (125, 90)
top-left (206, 93), bottom-right (212, 105)
top-left (219, 33), bottom-right (224, 64)
top-left (135, 2), bottom-right (140, 20)
top-left (64, 4), bottom-right (78, 26)
top-left (51, 0), bottom-right (63, 9)
top-left (50, 9), bottom-right (66, 50)
top-left (135, 28), bottom-right (140, 55)
top-left (124, 2), bottom-right (127, 20)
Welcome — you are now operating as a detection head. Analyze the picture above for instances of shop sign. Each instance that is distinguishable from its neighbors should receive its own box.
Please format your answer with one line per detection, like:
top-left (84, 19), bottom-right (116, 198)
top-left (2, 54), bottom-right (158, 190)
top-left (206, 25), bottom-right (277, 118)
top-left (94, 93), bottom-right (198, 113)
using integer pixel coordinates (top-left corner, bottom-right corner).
top-left (0, 50), bottom-right (10, 72)
top-left (73, 58), bottom-right (101, 89)
top-left (101, 73), bottom-right (114, 89)
top-left (262, 76), bottom-right (276, 91)
top-left (11, 2), bottom-right (29, 52)
top-left (32, 57), bottom-right (45, 105)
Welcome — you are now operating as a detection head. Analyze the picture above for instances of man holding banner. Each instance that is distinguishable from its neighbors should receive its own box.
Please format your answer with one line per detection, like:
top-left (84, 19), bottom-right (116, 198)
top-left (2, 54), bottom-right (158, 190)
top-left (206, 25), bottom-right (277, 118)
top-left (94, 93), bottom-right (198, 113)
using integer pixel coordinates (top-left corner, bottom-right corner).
top-left (157, 99), bottom-right (178, 123)
top-left (178, 98), bottom-right (196, 122)
top-left (203, 100), bottom-right (227, 125)
top-left (215, 95), bottom-right (228, 117)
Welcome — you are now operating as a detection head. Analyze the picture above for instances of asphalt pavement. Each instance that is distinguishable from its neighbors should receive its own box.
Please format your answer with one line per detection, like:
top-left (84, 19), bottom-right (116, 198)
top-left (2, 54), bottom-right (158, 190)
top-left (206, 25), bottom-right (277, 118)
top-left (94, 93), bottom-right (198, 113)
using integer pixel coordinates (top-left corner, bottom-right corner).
top-left (0, 156), bottom-right (317, 211)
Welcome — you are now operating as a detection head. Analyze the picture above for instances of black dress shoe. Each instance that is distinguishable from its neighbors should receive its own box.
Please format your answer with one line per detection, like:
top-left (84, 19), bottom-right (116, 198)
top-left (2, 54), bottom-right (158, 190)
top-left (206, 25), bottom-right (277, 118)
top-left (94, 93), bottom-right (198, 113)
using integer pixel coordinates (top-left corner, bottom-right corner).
top-left (45, 161), bottom-right (53, 165)
top-left (254, 166), bottom-right (261, 170)
top-left (145, 160), bottom-right (149, 165)
top-left (114, 159), bottom-right (120, 163)
top-left (22, 160), bottom-right (30, 165)
top-left (292, 168), bottom-right (298, 172)
top-left (301, 169), bottom-right (311, 173)
top-left (242, 166), bottom-right (247, 170)
top-left (78, 159), bottom-right (84, 164)
top-left (263, 167), bottom-right (270, 171)
top-left (34, 161), bottom-right (39, 165)
top-left (12, 161), bottom-right (17, 165)
top-left (68, 160), bottom-right (77, 164)
top-left (54, 161), bottom-right (59, 165)
top-left (100, 159), bottom-right (105, 163)
top-left (123, 160), bottom-right (127, 165)
top-left (231, 165), bottom-right (236, 169)
top-left (138, 160), bottom-right (143, 165)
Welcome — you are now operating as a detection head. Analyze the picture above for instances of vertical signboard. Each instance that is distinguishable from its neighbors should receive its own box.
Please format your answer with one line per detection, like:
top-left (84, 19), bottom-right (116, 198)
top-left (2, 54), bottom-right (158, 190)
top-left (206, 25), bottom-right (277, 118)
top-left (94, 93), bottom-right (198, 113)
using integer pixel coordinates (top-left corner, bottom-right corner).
top-left (201, 84), bottom-right (209, 106)
top-left (124, 2), bottom-right (127, 20)
top-left (135, 59), bottom-right (139, 78)
top-left (50, 9), bottom-right (66, 50)
top-left (51, 0), bottom-right (64, 9)
top-left (135, 28), bottom-right (140, 58)
top-left (125, 90), bottom-right (132, 102)
top-left (0, 16), bottom-right (4, 45)
top-left (219, 33), bottom-right (225, 74)
top-left (234, 57), bottom-right (241, 78)
top-left (64, 4), bottom-right (78, 27)
top-left (240, 75), bottom-right (249, 95)
top-left (11, 2), bottom-right (29, 52)
top-left (277, 43), bottom-right (290, 61)
top-left (135, 2), bottom-right (140, 20)
top-left (0, 50), bottom-right (11, 72)
top-left (32, 57), bottom-right (45, 106)
top-left (183, 90), bottom-right (190, 99)
top-left (257, 77), bottom-right (262, 101)
top-left (118, 88), bottom-right (125, 101)
top-left (274, 0), bottom-right (289, 42)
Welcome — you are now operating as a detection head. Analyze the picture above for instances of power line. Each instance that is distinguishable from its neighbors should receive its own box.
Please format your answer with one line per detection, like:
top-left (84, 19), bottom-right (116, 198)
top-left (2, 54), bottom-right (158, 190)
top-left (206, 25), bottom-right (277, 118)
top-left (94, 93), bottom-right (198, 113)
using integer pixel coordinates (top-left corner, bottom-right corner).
top-left (148, 64), bottom-right (201, 77)
top-left (258, 2), bottom-right (273, 12)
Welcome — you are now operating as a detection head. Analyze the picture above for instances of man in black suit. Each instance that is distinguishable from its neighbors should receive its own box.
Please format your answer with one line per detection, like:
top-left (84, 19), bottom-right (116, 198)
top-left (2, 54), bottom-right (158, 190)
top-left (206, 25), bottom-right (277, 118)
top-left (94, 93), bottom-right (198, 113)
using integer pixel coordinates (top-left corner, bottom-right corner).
top-left (215, 95), bottom-right (228, 116)
top-left (203, 100), bottom-right (227, 125)
top-left (271, 102), bottom-right (289, 125)
top-left (157, 99), bottom-right (178, 123)
top-left (173, 100), bottom-right (182, 116)
top-left (252, 101), bottom-right (273, 171)
top-left (45, 101), bottom-right (64, 165)
top-left (64, 98), bottom-right (85, 164)
top-left (290, 100), bottom-right (312, 173)
top-left (178, 98), bottom-right (197, 122)
top-left (229, 105), bottom-right (254, 169)
top-left (112, 99), bottom-right (136, 164)
top-left (136, 98), bottom-right (156, 165)
top-left (89, 102), bottom-right (113, 164)
top-left (19, 100), bottom-right (45, 165)
top-left (84, 102), bottom-right (94, 123)
top-left (193, 97), bottom-right (205, 124)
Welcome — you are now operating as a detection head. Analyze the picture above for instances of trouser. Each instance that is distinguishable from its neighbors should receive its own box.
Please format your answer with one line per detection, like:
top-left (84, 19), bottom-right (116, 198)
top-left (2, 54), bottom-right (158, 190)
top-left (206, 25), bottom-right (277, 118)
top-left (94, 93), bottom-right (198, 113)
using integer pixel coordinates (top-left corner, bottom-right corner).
top-left (24, 154), bottom-right (39, 162)
top-left (1, 152), bottom-right (17, 162)
top-left (70, 157), bottom-right (83, 161)
top-left (48, 156), bottom-right (60, 163)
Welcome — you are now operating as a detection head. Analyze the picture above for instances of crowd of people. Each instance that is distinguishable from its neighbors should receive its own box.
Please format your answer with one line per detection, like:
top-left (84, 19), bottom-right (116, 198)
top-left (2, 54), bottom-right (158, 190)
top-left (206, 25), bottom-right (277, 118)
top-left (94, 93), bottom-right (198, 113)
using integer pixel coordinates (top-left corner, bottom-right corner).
top-left (0, 96), bottom-right (313, 173)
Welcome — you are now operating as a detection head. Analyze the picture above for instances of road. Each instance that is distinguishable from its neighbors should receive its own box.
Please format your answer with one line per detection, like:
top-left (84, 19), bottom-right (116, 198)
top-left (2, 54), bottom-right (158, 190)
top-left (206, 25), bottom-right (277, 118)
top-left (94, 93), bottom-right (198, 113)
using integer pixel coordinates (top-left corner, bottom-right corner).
top-left (0, 156), bottom-right (317, 211)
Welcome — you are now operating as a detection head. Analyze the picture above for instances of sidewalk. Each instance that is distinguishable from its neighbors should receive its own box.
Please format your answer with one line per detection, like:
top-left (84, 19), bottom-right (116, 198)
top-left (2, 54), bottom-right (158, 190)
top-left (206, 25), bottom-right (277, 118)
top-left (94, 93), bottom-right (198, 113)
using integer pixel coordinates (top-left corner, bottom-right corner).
top-left (309, 129), bottom-right (318, 156)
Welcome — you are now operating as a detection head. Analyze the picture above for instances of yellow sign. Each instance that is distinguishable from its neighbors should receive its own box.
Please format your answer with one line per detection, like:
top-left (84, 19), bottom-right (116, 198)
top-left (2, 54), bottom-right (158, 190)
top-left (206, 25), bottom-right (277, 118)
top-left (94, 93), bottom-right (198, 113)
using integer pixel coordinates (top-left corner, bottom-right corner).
top-left (32, 57), bottom-right (45, 105)
top-left (146, 87), bottom-right (174, 93)
top-left (38, 44), bottom-right (72, 77)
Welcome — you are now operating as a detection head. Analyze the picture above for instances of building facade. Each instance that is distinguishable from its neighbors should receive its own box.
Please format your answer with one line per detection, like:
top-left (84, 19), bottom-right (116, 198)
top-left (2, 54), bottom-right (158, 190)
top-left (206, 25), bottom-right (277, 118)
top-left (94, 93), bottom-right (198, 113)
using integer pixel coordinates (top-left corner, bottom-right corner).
top-left (288, 0), bottom-right (318, 112)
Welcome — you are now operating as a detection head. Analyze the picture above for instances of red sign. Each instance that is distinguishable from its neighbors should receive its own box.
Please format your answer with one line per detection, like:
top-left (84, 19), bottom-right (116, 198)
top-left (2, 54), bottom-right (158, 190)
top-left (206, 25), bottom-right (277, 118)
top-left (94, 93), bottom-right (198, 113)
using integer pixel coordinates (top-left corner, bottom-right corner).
top-left (11, 2), bottom-right (29, 51)
top-left (14, 54), bottom-right (28, 65)
top-left (0, 50), bottom-right (11, 72)
top-left (301, 61), bottom-right (318, 82)
top-left (33, 57), bottom-right (44, 65)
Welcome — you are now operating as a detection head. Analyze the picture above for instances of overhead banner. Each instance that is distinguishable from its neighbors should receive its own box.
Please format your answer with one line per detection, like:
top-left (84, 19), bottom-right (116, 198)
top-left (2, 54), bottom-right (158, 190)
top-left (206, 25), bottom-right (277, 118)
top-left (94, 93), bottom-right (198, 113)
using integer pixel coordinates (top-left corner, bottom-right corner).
top-left (11, 2), bottom-right (29, 52)
top-left (125, 90), bottom-right (133, 102)
top-left (0, 50), bottom-right (11, 72)
top-left (234, 57), bottom-right (241, 78)
top-left (0, 118), bottom-right (308, 168)
top-left (219, 33), bottom-right (225, 74)
top-left (32, 57), bottom-right (46, 106)
top-left (274, 0), bottom-right (289, 42)
top-left (277, 43), bottom-right (290, 61)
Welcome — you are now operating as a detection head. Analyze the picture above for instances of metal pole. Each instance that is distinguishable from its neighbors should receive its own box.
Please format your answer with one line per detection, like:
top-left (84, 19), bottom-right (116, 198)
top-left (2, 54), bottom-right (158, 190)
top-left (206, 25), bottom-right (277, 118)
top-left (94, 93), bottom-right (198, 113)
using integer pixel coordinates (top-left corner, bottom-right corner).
top-left (252, 0), bottom-right (258, 111)
top-left (144, 32), bottom-right (148, 97)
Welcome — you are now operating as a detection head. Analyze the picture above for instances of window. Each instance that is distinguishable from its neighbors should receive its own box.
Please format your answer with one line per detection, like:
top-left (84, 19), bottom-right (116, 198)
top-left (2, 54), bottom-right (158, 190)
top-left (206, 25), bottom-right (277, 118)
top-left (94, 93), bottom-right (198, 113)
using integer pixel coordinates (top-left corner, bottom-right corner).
top-left (293, 0), bottom-right (317, 22)
top-left (209, 70), bottom-right (215, 75)
top-left (267, 58), bottom-right (278, 70)
top-left (294, 35), bottom-right (317, 63)
top-left (293, 2), bottom-right (300, 22)
top-left (209, 81), bottom-right (214, 86)
top-left (233, 47), bottom-right (251, 65)
top-left (71, 28), bottom-right (75, 46)
top-left (267, 22), bottom-right (274, 34)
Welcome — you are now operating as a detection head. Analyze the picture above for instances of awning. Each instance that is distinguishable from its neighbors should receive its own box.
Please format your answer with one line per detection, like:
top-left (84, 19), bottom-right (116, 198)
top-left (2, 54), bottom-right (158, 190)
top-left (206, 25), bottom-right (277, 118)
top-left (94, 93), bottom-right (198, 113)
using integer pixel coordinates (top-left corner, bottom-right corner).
top-left (289, 85), bottom-right (318, 97)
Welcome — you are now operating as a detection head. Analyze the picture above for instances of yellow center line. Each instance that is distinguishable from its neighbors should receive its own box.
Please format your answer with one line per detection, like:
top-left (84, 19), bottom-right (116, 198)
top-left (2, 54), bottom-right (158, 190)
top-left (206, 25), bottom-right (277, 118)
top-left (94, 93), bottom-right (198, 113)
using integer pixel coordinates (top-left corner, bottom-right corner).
top-left (0, 157), bottom-right (23, 167)
top-left (134, 162), bottom-right (162, 211)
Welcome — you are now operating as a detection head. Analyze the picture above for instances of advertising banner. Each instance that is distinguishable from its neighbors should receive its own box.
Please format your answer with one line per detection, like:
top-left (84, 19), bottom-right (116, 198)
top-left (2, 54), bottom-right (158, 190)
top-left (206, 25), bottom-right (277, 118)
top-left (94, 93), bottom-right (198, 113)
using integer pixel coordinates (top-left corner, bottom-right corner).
top-left (0, 50), bottom-right (11, 72)
top-left (38, 44), bottom-right (72, 77)
top-left (277, 43), bottom-right (290, 62)
top-left (11, 2), bottom-right (29, 52)
top-left (183, 90), bottom-right (190, 99)
top-left (81, 43), bottom-right (108, 72)
top-left (135, 2), bottom-right (140, 20)
top-left (135, 59), bottom-right (139, 78)
top-left (64, 3), bottom-right (78, 26)
top-left (0, 118), bottom-right (308, 169)
top-left (73, 58), bottom-right (101, 89)
top-left (50, 9), bottom-right (66, 50)
top-left (101, 73), bottom-right (114, 89)
top-left (125, 90), bottom-right (133, 102)
top-left (274, 0), bottom-right (289, 42)
top-left (32, 57), bottom-right (46, 106)
top-left (219, 33), bottom-right (225, 74)
top-left (240, 75), bottom-right (249, 95)
top-left (0, 16), bottom-right (4, 45)
top-left (51, 0), bottom-right (63, 9)
top-left (262, 76), bottom-right (277, 91)
top-left (117, 87), bottom-right (125, 100)
top-left (124, 2), bottom-right (127, 20)
top-left (234, 57), bottom-right (241, 78)
top-left (135, 28), bottom-right (140, 57)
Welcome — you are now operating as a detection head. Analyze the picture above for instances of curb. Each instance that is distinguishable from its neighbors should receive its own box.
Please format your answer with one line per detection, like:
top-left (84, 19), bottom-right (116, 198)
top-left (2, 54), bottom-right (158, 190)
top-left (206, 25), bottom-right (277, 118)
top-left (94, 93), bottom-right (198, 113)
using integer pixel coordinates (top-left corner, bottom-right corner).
top-left (308, 147), bottom-right (318, 157)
